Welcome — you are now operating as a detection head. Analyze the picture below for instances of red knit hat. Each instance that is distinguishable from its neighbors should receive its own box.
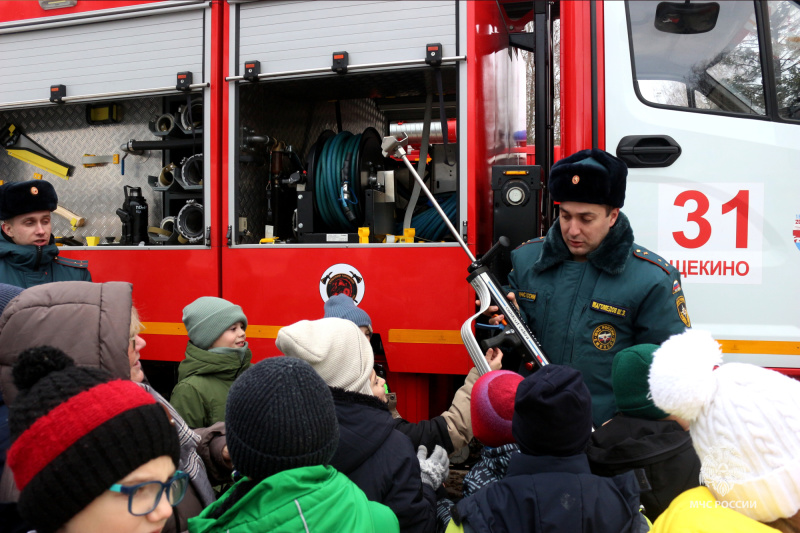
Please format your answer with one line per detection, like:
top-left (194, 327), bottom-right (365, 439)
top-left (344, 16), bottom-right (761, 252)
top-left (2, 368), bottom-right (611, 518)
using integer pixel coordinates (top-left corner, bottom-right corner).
top-left (471, 370), bottom-right (523, 447)
top-left (7, 346), bottom-right (179, 533)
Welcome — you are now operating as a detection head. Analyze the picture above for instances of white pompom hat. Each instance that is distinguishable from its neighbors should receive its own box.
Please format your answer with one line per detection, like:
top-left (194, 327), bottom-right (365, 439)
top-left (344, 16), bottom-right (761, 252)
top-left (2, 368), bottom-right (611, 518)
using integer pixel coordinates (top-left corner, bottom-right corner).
top-left (649, 329), bottom-right (800, 523)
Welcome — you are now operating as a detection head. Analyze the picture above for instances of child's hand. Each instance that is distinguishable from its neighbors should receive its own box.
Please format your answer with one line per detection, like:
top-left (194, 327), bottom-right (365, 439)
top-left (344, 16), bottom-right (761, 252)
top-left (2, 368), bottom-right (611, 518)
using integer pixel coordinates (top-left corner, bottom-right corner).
top-left (485, 347), bottom-right (504, 371)
top-left (222, 445), bottom-right (233, 469)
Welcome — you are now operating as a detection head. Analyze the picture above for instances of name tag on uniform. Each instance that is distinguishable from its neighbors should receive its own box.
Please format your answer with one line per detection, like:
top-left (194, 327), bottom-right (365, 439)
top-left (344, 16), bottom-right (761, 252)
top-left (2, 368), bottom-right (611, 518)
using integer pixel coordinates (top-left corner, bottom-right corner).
top-left (590, 300), bottom-right (629, 318)
top-left (518, 291), bottom-right (536, 302)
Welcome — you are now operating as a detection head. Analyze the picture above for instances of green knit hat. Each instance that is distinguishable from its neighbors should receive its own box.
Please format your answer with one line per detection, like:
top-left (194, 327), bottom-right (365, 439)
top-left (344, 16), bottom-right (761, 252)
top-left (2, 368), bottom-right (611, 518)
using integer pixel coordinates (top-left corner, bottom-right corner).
top-left (182, 296), bottom-right (247, 350)
top-left (612, 344), bottom-right (668, 420)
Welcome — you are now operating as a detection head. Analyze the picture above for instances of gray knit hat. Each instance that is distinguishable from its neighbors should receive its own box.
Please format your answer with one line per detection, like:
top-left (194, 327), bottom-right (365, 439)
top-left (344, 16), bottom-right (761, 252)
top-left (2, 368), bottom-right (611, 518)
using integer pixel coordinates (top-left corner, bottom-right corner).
top-left (323, 294), bottom-right (372, 334)
top-left (226, 357), bottom-right (339, 481)
top-left (182, 296), bottom-right (247, 350)
top-left (276, 318), bottom-right (374, 396)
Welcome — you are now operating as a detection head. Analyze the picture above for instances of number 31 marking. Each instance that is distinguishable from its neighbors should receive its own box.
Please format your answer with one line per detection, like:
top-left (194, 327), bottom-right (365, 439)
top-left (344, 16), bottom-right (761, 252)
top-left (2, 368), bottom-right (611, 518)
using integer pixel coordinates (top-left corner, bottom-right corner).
top-left (672, 190), bottom-right (749, 249)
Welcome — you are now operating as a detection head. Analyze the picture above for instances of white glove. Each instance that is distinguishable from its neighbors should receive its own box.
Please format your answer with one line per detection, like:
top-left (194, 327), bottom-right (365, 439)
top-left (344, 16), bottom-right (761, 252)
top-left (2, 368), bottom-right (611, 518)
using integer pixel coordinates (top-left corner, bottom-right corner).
top-left (417, 444), bottom-right (450, 489)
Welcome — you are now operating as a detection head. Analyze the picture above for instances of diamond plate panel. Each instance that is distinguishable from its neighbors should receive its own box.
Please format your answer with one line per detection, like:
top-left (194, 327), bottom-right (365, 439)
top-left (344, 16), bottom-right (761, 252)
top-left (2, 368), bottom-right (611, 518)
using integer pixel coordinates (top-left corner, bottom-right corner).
top-left (237, 82), bottom-right (386, 241)
top-left (0, 98), bottom-right (167, 242)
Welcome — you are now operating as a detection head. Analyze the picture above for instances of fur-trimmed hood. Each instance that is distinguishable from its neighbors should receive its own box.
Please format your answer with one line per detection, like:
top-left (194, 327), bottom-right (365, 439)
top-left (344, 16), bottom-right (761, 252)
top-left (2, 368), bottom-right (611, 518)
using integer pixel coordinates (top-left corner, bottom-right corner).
top-left (533, 211), bottom-right (634, 275)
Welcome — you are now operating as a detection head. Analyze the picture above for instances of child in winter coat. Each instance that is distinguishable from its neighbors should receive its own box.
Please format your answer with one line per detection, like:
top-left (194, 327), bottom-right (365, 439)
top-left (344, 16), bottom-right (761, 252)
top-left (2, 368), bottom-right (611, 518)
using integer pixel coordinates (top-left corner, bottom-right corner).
top-left (323, 293), bottom-right (503, 456)
top-left (277, 317), bottom-right (448, 533)
top-left (189, 356), bottom-right (399, 533)
top-left (436, 370), bottom-right (523, 532)
top-left (587, 343), bottom-right (700, 522)
top-left (171, 297), bottom-right (252, 428)
top-left (649, 329), bottom-right (800, 532)
top-left (7, 347), bottom-right (184, 533)
top-left (445, 365), bottom-right (648, 533)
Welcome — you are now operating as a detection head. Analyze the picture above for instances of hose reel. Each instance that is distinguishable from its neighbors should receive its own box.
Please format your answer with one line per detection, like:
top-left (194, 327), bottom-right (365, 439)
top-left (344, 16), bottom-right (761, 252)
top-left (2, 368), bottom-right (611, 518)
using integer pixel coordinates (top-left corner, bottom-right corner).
top-left (307, 128), bottom-right (383, 232)
top-left (176, 200), bottom-right (204, 243)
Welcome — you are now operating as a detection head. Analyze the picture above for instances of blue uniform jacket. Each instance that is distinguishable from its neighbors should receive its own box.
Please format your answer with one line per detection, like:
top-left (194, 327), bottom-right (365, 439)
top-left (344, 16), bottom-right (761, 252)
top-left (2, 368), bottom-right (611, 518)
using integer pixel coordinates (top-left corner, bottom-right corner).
top-left (0, 234), bottom-right (91, 288)
top-left (508, 213), bottom-right (689, 425)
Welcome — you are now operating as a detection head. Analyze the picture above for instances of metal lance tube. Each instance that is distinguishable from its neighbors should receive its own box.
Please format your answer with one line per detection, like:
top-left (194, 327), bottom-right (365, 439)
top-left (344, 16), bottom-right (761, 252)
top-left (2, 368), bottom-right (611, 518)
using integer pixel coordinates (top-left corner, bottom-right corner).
top-left (381, 135), bottom-right (475, 262)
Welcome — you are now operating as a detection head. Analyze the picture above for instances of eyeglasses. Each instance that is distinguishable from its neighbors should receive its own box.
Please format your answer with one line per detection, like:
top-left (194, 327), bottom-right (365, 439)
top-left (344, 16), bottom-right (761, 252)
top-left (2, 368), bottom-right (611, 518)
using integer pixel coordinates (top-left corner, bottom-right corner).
top-left (109, 471), bottom-right (189, 516)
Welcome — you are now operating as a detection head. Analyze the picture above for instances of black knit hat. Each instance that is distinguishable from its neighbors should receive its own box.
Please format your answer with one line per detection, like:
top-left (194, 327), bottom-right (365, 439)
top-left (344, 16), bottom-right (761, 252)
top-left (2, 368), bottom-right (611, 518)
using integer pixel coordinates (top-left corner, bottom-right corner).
top-left (512, 365), bottom-right (593, 457)
top-left (0, 180), bottom-right (58, 220)
top-left (7, 346), bottom-right (180, 533)
top-left (549, 149), bottom-right (627, 208)
top-left (226, 356), bottom-right (339, 481)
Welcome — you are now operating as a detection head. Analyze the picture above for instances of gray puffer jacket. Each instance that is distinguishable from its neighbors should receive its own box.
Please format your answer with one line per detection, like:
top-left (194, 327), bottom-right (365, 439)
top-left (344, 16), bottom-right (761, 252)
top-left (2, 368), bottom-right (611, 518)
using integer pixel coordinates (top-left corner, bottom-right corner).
top-left (0, 281), bottom-right (219, 532)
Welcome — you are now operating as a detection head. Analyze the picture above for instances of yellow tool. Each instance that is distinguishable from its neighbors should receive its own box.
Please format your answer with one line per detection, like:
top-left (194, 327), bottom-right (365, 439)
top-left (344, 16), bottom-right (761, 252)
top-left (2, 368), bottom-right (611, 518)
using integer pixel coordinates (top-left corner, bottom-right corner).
top-left (82, 154), bottom-right (120, 167)
top-left (402, 228), bottom-right (416, 243)
top-left (1, 124), bottom-right (73, 179)
top-left (53, 205), bottom-right (86, 231)
top-left (358, 227), bottom-right (370, 243)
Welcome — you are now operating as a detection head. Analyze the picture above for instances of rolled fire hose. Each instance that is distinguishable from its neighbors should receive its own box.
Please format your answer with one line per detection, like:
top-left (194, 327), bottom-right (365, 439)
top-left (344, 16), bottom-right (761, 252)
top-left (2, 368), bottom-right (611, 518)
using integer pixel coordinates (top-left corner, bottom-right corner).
top-left (153, 113), bottom-right (176, 136)
top-left (147, 216), bottom-right (176, 243)
top-left (176, 200), bottom-right (204, 243)
top-left (179, 154), bottom-right (203, 188)
top-left (158, 163), bottom-right (176, 187)
top-left (179, 98), bottom-right (203, 132)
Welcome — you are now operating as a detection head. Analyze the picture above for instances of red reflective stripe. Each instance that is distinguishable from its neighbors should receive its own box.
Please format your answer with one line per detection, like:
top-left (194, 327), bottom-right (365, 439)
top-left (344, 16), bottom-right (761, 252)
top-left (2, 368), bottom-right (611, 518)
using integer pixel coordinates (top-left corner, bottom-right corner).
top-left (7, 380), bottom-right (154, 490)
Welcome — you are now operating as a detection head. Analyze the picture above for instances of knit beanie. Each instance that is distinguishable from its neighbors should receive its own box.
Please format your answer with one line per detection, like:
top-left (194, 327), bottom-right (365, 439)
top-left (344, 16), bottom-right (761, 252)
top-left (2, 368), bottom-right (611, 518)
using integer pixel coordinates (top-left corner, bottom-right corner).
top-left (549, 149), bottom-right (627, 208)
top-left (7, 346), bottom-right (180, 533)
top-left (226, 357), bottom-right (339, 481)
top-left (612, 344), bottom-right (668, 420)
top-left (323, 294), bottom-right (372, 334)
top-left (182, 296), bottom-right (248, 350)
top-left (471, 370), bottom-right (523, 448)
top-left (0, 180), bottom-right (58, 220)
top-left (276, 317), bottom-right (374, 396)
top-left (0, 283), bottom-right (23, 315)
top-left (512, 365), bottom-right (593, 457)
top-left (649, 329), bottom-right (800, 523)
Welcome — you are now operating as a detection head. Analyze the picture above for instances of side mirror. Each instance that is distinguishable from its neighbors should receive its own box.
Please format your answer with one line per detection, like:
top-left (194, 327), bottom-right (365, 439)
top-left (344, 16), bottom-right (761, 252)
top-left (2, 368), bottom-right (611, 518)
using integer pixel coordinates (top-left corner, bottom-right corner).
top-left (654, 2), bottom-right (720, 34)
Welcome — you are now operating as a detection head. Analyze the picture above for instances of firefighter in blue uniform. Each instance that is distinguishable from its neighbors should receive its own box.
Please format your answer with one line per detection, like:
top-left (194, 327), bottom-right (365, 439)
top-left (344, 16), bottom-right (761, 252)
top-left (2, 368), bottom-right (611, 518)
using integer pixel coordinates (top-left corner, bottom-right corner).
top-left (0, 180), bottom-right (91, 288)
top-left (490, 149), bottom-right (690, 426)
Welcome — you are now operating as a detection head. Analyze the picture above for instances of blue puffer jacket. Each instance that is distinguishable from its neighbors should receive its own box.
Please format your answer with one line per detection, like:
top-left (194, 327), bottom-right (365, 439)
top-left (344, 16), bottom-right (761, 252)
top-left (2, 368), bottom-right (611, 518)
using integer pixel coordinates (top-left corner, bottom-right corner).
top-left (450, 453), bottom-right (647, 533)
top-left (508, 213), bottom-right (688, 425)
top-left (0, 233), bottom-right (91, 288)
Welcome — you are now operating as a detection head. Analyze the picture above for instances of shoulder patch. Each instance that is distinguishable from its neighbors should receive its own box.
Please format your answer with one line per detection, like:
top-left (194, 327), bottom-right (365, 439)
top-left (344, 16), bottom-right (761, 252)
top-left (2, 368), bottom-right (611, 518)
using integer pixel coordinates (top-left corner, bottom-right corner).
top-left (632, 246), bottom-right (671, 275)
top-left (514, 237), bottom-right (544, 250)
top-left (54, 256), bottom-right (89, 269)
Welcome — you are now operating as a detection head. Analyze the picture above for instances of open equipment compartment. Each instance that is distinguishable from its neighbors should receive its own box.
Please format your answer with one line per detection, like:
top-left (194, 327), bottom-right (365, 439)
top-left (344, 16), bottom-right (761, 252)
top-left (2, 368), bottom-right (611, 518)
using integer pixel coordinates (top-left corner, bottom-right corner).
top-left (227, 0), bottom-right (462, 247)
top-left (232, 65), bottom-right (459, 245)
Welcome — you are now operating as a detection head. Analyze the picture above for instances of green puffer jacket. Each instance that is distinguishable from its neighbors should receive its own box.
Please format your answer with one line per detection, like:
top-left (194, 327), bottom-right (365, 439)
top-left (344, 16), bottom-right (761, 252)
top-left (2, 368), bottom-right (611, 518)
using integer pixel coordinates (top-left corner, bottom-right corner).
top-left (188, 465), bottom-right (400, 533)
top-left (0, 236), bottom-right (91, 288)
top-left (508, 213), bottom-right (690, 426)
top-left (170, 341), bottom-right (252, 428)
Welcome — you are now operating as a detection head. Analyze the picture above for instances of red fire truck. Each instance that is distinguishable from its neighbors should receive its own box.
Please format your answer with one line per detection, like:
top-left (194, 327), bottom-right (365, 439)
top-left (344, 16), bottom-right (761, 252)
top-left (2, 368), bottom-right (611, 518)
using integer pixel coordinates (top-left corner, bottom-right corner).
top-left (1, 0), bottom-right (798, 421)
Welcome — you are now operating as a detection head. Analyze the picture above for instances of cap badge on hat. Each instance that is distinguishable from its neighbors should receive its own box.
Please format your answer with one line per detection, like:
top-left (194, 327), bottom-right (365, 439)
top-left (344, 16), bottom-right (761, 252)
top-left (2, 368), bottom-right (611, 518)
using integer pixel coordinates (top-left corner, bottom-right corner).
top-left (572, 175), bottom-right (580, 184)
top-left (592, 324), bottom-right (616, 351)
top-left (31, 187), bottom-right (39, 195)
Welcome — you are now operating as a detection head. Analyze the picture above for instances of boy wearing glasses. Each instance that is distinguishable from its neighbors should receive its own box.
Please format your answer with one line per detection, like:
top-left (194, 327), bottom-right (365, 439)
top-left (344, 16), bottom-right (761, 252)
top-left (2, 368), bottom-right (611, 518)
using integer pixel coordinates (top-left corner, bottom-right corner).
top-left (7, 346), bottom-right (186, 533)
